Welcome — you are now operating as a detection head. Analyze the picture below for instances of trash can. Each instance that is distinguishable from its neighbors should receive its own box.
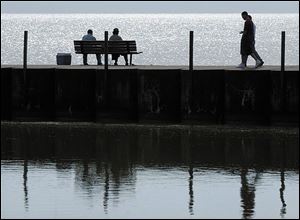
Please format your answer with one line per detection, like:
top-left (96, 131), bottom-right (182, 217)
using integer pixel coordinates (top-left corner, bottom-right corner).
top-left (56, 53), bottom-right (72, 65)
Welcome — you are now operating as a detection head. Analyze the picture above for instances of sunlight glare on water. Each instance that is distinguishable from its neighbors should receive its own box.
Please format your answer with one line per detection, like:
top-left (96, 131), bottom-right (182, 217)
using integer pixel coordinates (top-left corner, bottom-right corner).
top-left (1, 14), bottom-right (299, 65)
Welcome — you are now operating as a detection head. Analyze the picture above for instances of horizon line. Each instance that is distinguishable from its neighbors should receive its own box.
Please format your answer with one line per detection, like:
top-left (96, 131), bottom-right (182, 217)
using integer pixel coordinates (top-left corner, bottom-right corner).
top-left (2, 12), bottom-right (299, 14)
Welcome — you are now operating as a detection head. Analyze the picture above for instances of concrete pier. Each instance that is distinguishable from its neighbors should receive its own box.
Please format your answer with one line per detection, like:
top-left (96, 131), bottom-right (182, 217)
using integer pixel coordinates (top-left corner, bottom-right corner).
top-left (1, 65), bottom-right (299, 125)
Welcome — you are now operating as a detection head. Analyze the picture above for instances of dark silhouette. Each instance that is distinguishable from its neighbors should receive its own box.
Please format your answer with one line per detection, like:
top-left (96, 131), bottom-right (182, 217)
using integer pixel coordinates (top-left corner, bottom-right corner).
top-left (82, 29), bottom-right (102, 65)
top-left (240, 168), bottom-right (256, 219)
top-left (237, 11), bottom-right (264, 69)
top-left (280, 170), bottom-right (287, 217)
top-left (23, 160), bottom-right (29, 211)
top-left (103, 164), bottom-right (109, 215)
top-left (279, 140), bottom-right (287, 218)
top-left (248, 15), bottom-right (264, 68)
top-left (109, 28), bottom-right (128, 65)
top-left (188, 165), bottom-right (194, 216)
top-left (237, 11), bottom-right (253, 69)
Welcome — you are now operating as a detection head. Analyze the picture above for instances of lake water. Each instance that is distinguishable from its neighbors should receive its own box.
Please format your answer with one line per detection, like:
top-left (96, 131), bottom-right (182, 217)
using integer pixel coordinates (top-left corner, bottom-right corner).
top-left (1, 122), bottom-right (299, 219)
top-left (1, 14), bottom-right (299, 66)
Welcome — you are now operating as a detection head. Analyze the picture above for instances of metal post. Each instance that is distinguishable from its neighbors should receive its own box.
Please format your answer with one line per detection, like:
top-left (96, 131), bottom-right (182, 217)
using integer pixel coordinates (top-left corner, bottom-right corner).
top-left (23, 31), bottom-right (28, 82)
top-left (104, 31), bottom-right (108, 108)
top-left (281, 31), bottom-right (285, 72)
top-left (189, 31), bottom-right (194, 71)
top-left (280, 31), bottom-right (286, 112)
top-left (104, 31), bottom-right (108, 71)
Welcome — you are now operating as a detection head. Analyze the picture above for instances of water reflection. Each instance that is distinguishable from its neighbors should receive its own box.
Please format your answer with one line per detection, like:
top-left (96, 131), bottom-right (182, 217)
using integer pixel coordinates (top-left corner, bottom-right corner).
top-left (279, 139), bottom-right (287, 218)
top-left (280, 170), bottom-right (287, 218)
top-left (103, 164), bottom-right (109, 214)
top-left (240, 168), bottom-right (256, 219)
top-left (1, 123), bottom-right (299, 218)
top-left (188, 165), bottom-right (194, 216)
top-left (239, 138), bottom-right (259, 219)
top-left (23, 160), bottom-right (28, 211)
top-left (71, 160), bottom-right (136, 215)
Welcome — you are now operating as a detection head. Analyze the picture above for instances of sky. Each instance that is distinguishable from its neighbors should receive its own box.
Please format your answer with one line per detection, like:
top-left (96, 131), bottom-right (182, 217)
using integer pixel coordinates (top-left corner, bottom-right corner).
top-left (1, 1), bottom-right (299, 14)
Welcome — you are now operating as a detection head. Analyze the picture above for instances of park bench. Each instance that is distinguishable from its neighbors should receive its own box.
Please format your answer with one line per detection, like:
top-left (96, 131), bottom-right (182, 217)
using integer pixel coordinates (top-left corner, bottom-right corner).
top-left (74, 40), bottom-right (142, 65)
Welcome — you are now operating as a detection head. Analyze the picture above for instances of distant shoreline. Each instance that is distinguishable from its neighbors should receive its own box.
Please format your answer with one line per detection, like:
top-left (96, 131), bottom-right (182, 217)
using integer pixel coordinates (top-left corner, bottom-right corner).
top-left (1, 12), bottom-right (299, 15)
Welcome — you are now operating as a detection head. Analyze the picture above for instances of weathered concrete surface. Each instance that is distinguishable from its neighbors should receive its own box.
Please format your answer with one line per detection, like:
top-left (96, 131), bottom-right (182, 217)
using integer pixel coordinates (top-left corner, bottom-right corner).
top-left (96, 69), bottom-right (138, 122)
top-left (1, 65), bottom-right (299, 125)
top-left (1, 68), bottom-right (12, 121)
top-left (138, 69), bottom-right (181, 122)
top-left (270, 71), bottom-right (299, 125)
top-left (8, 68), bottom-right (55, 121)
top-left (55, 68), bottom-right (96, 121)
top-left (224, 70), bottom-right (272, 125)
top-left (181, 69), bottom-right (225, 124)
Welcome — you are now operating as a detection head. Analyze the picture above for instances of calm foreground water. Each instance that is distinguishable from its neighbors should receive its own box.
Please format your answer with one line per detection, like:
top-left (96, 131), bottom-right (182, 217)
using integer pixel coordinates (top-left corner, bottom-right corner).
top-left (1, 122), bottom-right (299, 219)
top-left (1, 14), bottom-right (299, 66)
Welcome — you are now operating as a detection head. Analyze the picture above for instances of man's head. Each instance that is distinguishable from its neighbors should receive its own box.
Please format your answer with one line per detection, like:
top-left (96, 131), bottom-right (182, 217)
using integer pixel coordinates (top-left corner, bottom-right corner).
top-left (241, 11), bottom-right (248, 20)
top-left (87, 29), bottom-right (93, 35)
top-left (113, 28), bottom-right (119, 35)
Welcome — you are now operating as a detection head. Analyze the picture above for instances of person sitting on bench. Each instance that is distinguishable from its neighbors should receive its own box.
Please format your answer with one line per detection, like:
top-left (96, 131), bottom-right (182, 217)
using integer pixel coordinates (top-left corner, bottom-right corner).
top-left (109, 28), bottom-right (128, 65)
top-left (82, 29), bottom-right (102, 65)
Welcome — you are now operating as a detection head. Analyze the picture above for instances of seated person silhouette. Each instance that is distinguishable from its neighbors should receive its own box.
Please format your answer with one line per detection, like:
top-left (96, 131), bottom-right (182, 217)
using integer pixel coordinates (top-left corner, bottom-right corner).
top-left (82, 29), bottom-right (102, 65)
top-left (109, 28), bottom-right (128, 65)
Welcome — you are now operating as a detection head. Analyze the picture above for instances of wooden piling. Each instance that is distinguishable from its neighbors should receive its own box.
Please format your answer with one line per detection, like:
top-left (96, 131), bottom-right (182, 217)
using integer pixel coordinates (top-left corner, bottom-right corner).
top-left (281, 31), bottom-right (287, 112)
top-left (281, 31), bottom-right (285, 72)
top-left (23, 31), bottom-right (28, 83)
top-left (189, 31), bottom-right (194, 71)
top-left (104, 31), bottom-right (108, 70)
top-left (104, 31), bottom-right (109, 108)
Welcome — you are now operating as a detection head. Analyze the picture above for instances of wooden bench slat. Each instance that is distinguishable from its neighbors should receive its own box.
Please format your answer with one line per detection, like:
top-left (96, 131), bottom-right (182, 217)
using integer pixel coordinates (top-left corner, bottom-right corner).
top-left (75, 51), bottom-right (141, 54)
top-left (74, 42), bottom-right (136, 45)
top-left (75, 49), bottom-right (137, 52)
top-left (75, 45), bottom-right (104, 48)
top-left (74, 43), bottom-right (104, 45)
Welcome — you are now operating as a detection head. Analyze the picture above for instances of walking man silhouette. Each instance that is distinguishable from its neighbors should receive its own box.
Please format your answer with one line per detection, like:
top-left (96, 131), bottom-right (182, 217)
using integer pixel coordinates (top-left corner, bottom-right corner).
top-left (237, 11), bottom-right (264, 69)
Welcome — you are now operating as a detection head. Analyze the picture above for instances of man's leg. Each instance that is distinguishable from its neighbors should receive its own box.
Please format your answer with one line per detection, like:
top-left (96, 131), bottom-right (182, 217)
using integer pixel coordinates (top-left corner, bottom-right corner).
top-left (96, 54), bottom-right (102, 65)
top-left (114, 57), bottom-right (119, 65)
top-left (253, 50), bottom-right (264, 68)
top-left (83, 54), bottom-right (88, 65)
top-left (251, 53), bottom-right (257, 60)
top-left (250, 43), bottom-right (258, 62)
top-left (238, 40), bottom-right (247, 69)
top-left (113, 54), bottom-right (119, 65)
top-left (242, 55), bottom-right (248, 65)
top-left (251, 49), bottom-right (264, 68)
top-left (250, 41), bottom-right (264, 68)
top-left (237, 55), bottom-right (247, 69)
top-left (123, 54), bottom-right (128, 66)
top-left (252, 50), bottom-right (263, 63)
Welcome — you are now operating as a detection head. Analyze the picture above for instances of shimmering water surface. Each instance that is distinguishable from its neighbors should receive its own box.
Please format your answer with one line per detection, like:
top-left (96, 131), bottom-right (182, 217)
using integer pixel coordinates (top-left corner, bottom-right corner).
top-left (1, 122), bottom-right (299, 219)
top-left (1, 14), bottom-right (299, 66)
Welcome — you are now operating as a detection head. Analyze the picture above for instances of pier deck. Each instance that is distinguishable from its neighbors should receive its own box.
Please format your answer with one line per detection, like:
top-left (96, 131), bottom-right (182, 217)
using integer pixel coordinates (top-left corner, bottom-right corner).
top-left (2, 65), bottom-right (299, 71)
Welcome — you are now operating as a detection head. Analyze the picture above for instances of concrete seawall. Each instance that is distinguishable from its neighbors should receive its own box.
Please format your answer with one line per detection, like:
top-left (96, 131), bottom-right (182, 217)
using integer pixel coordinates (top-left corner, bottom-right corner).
top-left (1, 65), bottom-right (299, 125)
